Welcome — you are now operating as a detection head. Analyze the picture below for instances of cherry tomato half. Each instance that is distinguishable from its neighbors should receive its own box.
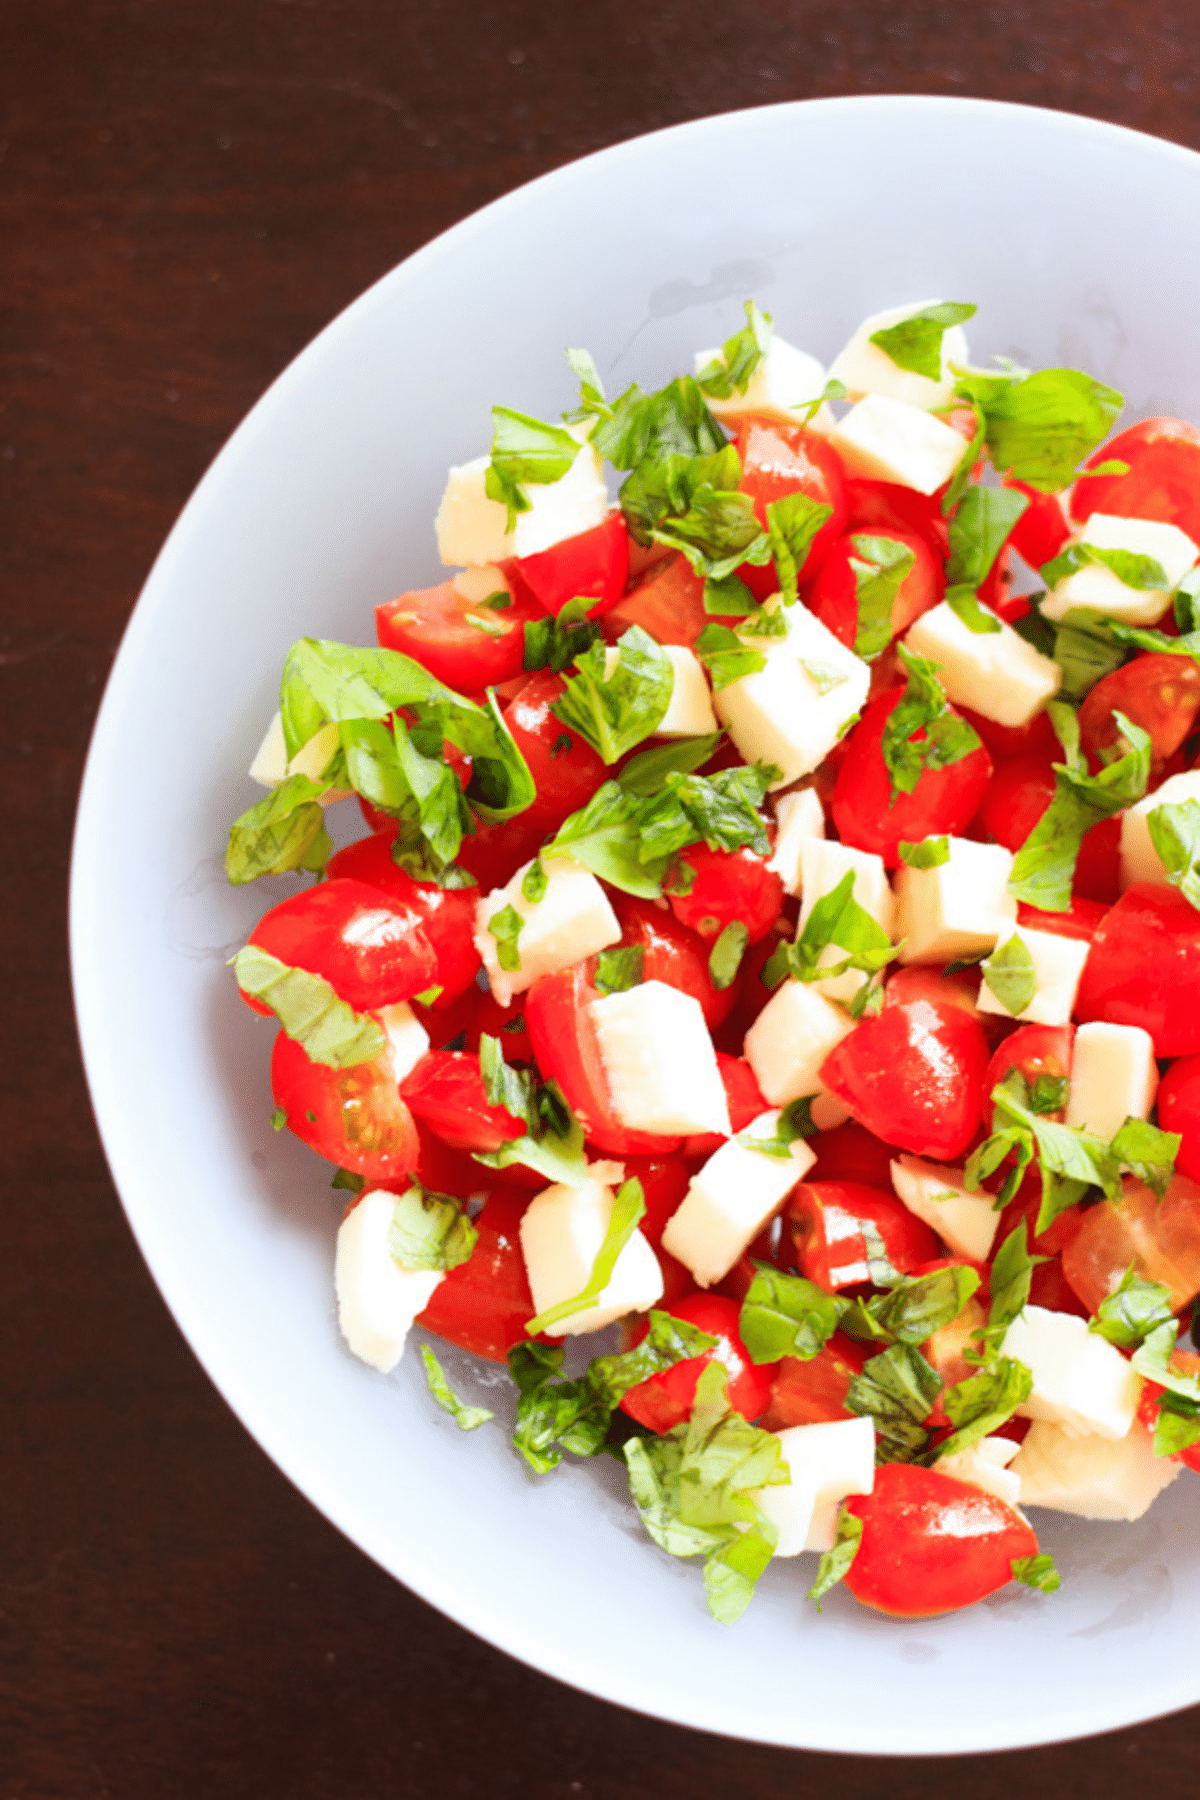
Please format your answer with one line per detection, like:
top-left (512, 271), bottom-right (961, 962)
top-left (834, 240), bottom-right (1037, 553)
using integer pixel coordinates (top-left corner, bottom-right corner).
top-left (667, 842), bottom-right (784, 946)
top-left (375, 576), bottom-right (546, 691)
top-left (1157, 1055), bottom-right (1200, 1183)
top-left (1070, 416), bottom-right (1200, 543)
top-left (788, 1180), bottom-right (940, 1290)
top-left (1074, 882), bottom-right (1200, 1055)
top-left (619, 1293), bottom-right (774, 1432)
top-left (270, 1032), bottom-right (419, 1182)
top-left (807, 527), bottom-right (944, 652)
top-left (326, 834), bottom-right (482, 1006)
top-left (510, 513), bottom-right (630, 619)
top-left (245, 878), bottom-right (437, 1012)
top-left (832, 686), bottom-right (993, 869)
top-left (400, 1050), bottom-right (525, 1154)
top-left (415, 1190), bottom-right (537, 1362)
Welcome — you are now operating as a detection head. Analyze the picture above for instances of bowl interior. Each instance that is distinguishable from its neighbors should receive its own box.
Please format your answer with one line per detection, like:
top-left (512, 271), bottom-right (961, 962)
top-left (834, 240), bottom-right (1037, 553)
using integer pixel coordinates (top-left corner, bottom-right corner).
top-left (72, 95), bottom-right (1200, 1754)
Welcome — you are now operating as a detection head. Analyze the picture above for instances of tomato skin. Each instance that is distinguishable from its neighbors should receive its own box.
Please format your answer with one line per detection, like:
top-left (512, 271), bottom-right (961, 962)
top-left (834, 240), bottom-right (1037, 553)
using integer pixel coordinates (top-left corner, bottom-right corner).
top-left (619, 1294), bottom-right (774, 1432)
top-left (820, 988), bottom-right (992, 1162)
top-left (524, 966), bottom-right (681, 1156)
top-left (667, 842), bottom-right (784, 946)
top-left (712, 919), bottom-right (793, 1053)
top-left (735, 417), bottom-right (847, 593)
top-left (842, 478), bottom-right (949, 561)
top-left (1079, 653), bottom-right (1200, 774)
top-left (415, 1190), bottom-right (537, 1362)
top-left (1003, 477), bottom-right (1071, 570)
top-left (462, 988), bottom-right (533, 1064)
top-left (982, 1024), bottom-right (1074, 1129)
top-left (610, 893), bottom-right (738, 1031)
top-left (831, 686), bottom-right (993, 869)
top-left (399, 1050), bottom-right (525, 1154)
top-left (788, 1180), bottom-right (940, 1290)
top-left (326, 835), bottom-right (482, 1005)
top-left (604, 551), bottom-right (709, 648)
top-left (1063, 1172), bottom-right (1200, 1314)
top-left (1074, 882), bottom-right (1200, 1055)
top-left (683, 1054), bottom-right (767, 1161)
top-left (761, 1332), bottom-right (871, 1429)
top-left (1157, 1055), bottom-right (1200, 1183)
top-left (1070, 416), bottom-right (1200, 543)
top-left (1137, 1349), bottom-right (1200, 1472)
top-left (511, 514), bottom-right (629, 619)
top-left (807, 528), bottom-right (945, 652)
top-left (1016, 895), bottom-right (1109, 946)
top-left (844, 1464), bottom-right (1039, 1618)
top-left (270, 1032), bottom-right (420, 1181)
top-left (499, 669), bottom-right (607, 829)
top-left (621, 1155), bottom-right (694, 1305)
top-left (978, 756), bottom-right (1120, 905)
top-left (245, 878), bottom-right (438, 1012)
top-left (996, 1167), bottom-right (1087, 1260)
top-left (808, 1119), bottom-right (897, 1189)
top-left (957, 704), bottom-right (1059, 765)
top-left (375, 577), bottom-right (546, 691)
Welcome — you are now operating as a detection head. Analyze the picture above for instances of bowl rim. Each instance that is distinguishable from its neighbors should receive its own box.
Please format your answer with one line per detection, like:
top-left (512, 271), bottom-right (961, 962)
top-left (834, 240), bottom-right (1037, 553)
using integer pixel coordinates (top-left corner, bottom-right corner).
top-left (71, 91), bottom-right (1200, 1756)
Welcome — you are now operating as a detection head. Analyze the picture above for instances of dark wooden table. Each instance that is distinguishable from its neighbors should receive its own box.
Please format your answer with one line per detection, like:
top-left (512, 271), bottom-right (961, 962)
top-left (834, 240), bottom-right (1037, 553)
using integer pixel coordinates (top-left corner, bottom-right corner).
top-left (7, 2), bottom-right (1200, 1792)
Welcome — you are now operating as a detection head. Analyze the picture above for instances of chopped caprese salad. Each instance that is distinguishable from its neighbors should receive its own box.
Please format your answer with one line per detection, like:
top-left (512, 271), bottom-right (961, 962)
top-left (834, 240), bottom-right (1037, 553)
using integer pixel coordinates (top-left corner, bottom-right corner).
top-left (227, 296), bottom-right (1200, 1625)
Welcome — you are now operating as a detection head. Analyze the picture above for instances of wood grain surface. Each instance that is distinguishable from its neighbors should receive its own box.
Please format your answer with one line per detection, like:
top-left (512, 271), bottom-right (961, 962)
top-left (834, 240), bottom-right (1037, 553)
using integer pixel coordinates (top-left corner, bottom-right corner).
top-left (6, 2), bottom-right (1200, 1792)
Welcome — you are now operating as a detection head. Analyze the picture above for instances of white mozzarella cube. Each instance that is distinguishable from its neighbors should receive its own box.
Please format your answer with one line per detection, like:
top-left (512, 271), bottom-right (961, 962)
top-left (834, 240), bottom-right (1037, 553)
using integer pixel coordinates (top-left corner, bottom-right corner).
top-left (519, 1173), bottom-right (663, 1336)
top-left (1065, 1021), bottom-right (1158, 1139)
top-left (754, 1417), bottom-right (876, 1555)
top-left (451, 562), bottom-right (512, 605)
top-left (1012, 1418), bottom-right (1180, 1521)
top-left (714, 600), bottom-right (870, 789)
top-left (604, 643), bottom-right (717, 738)
top-left (828, 394), bottom-right (967, 496)
top-left (797, 839), bottom-right (894, 1003)
top-left (248, 711), bottom-right (351, 804)
top-left (590, 980), bottom-right (731, 1137)
top-left (378, 1002), bottom-right (430, 1085)
top-left (935, 1435), bottom-right (1022, 1507)
top-left (661, 1111), bottom-right (816, 1288)
top-left (475, 855), bottom-right (620, 1007)
top-left (1120, 768), bottom-right (1200, 889)
top-left (977, 925), bottom-right (1090, 1027)
top-left (434, 424), bottom-right (608, 566)
top-left (1001, 1305), bottom-right (1142, 1440)
top-left (693, 332), bottom-right (832, 430)
top-left (894, 837), bottom-right (1017, 964)
top-left (767, 787), bottom-right (826, 896)
top-left (743, 979), bottom-right (855, 1106)
top-left (334, 1190), bottom-right (444, 1374)
top-left (904, 600), bottom-right (1060, 727)
top-left (828, 300), bottom-right (970, 412)
top-left (890, 1156), bottom-right (1001, 1263)
top-left (1041, 513), bottom-right (1199, 626)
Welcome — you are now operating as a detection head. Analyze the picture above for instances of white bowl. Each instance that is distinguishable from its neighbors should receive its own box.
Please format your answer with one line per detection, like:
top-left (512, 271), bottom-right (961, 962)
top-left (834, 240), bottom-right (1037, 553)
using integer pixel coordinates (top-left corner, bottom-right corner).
top-left (72, 94), bottom-right (1200, 1755)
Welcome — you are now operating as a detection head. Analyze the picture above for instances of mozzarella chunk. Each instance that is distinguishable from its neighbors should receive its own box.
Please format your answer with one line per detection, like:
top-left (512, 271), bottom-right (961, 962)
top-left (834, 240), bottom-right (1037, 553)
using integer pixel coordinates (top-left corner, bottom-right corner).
top-left (904, 600), bottom-right (1060, 728)
top-left (451, 562), bottom-right (512, 604)
top-left (1065, 1021), bottom-right (1158, 1139)
top-left (754, 1418), bottom-right (876, 1555)
top-left (1012, 1418), bottom-right (1180, 1521)
top-left (1041, 513), bottom-right (1199, 626)
top-left (935, 1435), bottom-right (1022, 1507)
top-left (248, 711), bottom-right (351, 804)
top-left (743, 979), bottom-right (855, 1106)
top-left (977, 925), bottom-right (1090, 1026)
top-left (603, 643), bottom-right (717, 737)
top-left (1120, 768), bottom-right (1200, 889)
top-left (797, 839), bottom-right (894, 1003)
top-left (334, 1190), bottom-right (444, 1374)
top-left (767, 787), bottom-right (825, 896)
top-left (590, 980), bottom-right (731, 1137)
top-left (828, 394), bottom-right (966, 495)
top-left (1001, 1304), bottom-right (1142, 1440)
top-left (378, 1002), bottom-right (430, 1085)
top-left (890, 1156), bottom-right (1001, 1262)
top-left (661, 1111), bottom-right (816, 1287)
top-left (693, 332), bottom-right (832, 430)
top-left (434, 424), bottom-right (608, 566)
top-left (475, 855), bottom-right (620, 1007)
top-left (519, 1172), bottom-right (663, 1336)
top-left (713, 600), bottom-right (870, 789)
top-left (828, 300), bottom-right (970, 412)
top-left (894, 837), bottom-right (1017, 964)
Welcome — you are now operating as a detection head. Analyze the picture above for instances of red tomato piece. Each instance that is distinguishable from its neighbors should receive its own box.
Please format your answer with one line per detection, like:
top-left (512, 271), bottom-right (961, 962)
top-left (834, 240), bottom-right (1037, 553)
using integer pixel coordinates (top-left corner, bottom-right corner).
top-left (762, 1332), bottom-right (871, 1429)
top-left (245, 878), bottom-right (437, 1012)
top-left (603, 551), bottom-right (709, 648)
top-left (400, 1050), bottom-right (525, 1154)
top-left (619, 1293), bottom-right (774, 1432)
top-left (326, 834), bottom-right (482, 1006)
top-left (410, 982), bottom-right (486, 1051)
top-left (996, 1167), bottom-right (1087, 1260)
top-left (842, 478), bottom-right (949, 561)
top-left (1003, 477), bottom-right (1071, 570)
top-left (883, 964), bottom-right (982, 1018)
top-left (1074, 882), bottom-right (1200, 1055)
top-left (1079, 653), bottom-right (1200, 774)
top-left (843, 1464), bottom-right (1039, 1618)
top-left (1028, 1253), bottom-right (1090, 1319)
top-left (524, 966), bottom-right (681, 1156)
top-left (499, 669), bottom-right (608, 830)
top-left (1157, 1055), bottom-right (1200, 1183)
top-left (711, 919), bottom-right (794, 1053)
top-left (978, 757), bottom-right (1120, 904)
top-left (831, 686), bottom-right (993, 868)
top-left (375, 577), bottom-right (546, 691)
top-left (667, 842), bottom-right (784, 946)
top-left (1070, 417), bottom-right (1200, 543)
top-left (735, 416), bottom-right (847, 595)
top-left (820, 984), bottom-right (992, 1162)
top-left (981, 1024), bottom-right (1074, 1129)
top-left (788, 1180), bottom-right (940, 1291)
top-left (609, 893), bottom-right (738, 1031)
top-left (1137, 1348), bottom-right (1200, 1473)
top-left (957, 704), bottom-right (1060, 765)
top-left (683, 1054), bottom-right (767, 1161)
top-left (461, 988), bottom-right (533, 1064)
top-left (510, 513), bottom-right (629, 618)
top-left (806, 527), bottom-right (945, 652)
top-left (270, 1032), bottom-right (419, 1182)
top-left (621, 1155), bottom-right (694, 1306)
top-left (1062, 1173), bottom-right (1200, 1314)
top-left (1016, 895), bottom-right (1109, 946)
top-left (415, 1190), bottom-right (537, 1362)
top-left (808, 1118), bottom-right (898, 1189)
top-left (410, 1120), bottom-right (532, 1198)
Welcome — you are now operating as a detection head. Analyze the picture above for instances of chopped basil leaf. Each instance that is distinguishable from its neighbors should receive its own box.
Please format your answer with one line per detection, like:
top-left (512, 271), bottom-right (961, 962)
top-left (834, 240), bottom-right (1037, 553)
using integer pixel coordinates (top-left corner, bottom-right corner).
top-left (848, 533), bottom-right (914, 660)
top-left (620, 441), bottom-right (747, 558)
top-left (696, 299), bottom-right (773, 399)
top-left (933, 1356), bottom-right (1032, 1461)
top-left (617, 733), bottom-right (723, 796)
top-left (592, 944), bottom-right (645, 996)
top-left (1008, 706), bottom-right (1150, 910)
top-left (766, 490), bottom-right (834, 604)
top-left (464, 610), bottom-right (508, 637)
top-left (1028, 1072), bottom-right (1069, 1114)
top-left (1048, 607), bottom-right (1128, 702)
top-left (953, 365), bottom-right (1123, 494)
top-left (1109, 1116), bottom-right (1181, 1201)
top-left (1090, 1265), bottom-right (1177, 1350)
top-left (984, 1221), bottom-right (1046, 1348)
top-left (1133, 1321), bottom-right (1200, 1397)
top-left (702, 570), bottom-right (759, 616)
top-left (524, 1178), bottom-right (647, 1334)
top-left (708, 920), bottom-right (749, 989)
top-left (477, 1038), bottom-right (587, 1182)
top-left (270, 1106), bottom-right (288, 1132)
top-left (1011, 1553), bottom-right (1062, 1595)
top-left (737, 1095), bottom-right (818, 1160)
top-left (770, 868), bottom-right (898, 990)
top-left (564, 346), bottom-right (608, 418)
top-left (898, 836), bottom-right (949, 868)
top-left (739, 606), bottom-right (790, 641)
top-left (487, 903), bottom-right (524, 973)
top-left (521, 858), bottom-right (548, 904)
top-left (845, 1265), bottom-right (981, 1352)
top-left (543, 781), bottom-right (671, 897)
top-left (869, 301), bottom-right (976, 381)
top-left (967, 1071), bottom-right (1125, 1234)
top-left (330, 1166), bottom-right (363, 1192)
top-left (233, 945), bottom-right (386, 1068)
top-left (593, 375), bottom-right (727, 476)
top-left (806, 1508), bottom-right (863, 1606)
top-left (945, 586), bottom-right (1003, 634)
top-left (1043, 541), bottom-right (1169, 594)
top-left (738, 1266), bottom-right (843, 1364)
top-left (485, 405), bottom-right (580, 531)
top-left (551, 626), bottom-right (673, 763)
top-left (523, 595), bottom-right (603, 673)
top-left (226, 772), bottom-right (334, 885)
top-left (798, 658), bottom-right (848, 695)
top-left (1147, 799), bottom-right (1200, 913)
top-left (845, 1343), bottom-right (943, 1463)
top-left (980, 932), bottom-right (1038, 1016)
top-left (695, 622), bottom-right (767, 691)
top-left (795, 376), bottom-right (848, 426)
top-left (388, 1182), bottom-right (478, 1272)
top-left (419, 1343), bottom-right (494, 1430)
top-left (945, 484), bottom-right (1028, 593)
top-left (881, 647), bottom-right (982, 800)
